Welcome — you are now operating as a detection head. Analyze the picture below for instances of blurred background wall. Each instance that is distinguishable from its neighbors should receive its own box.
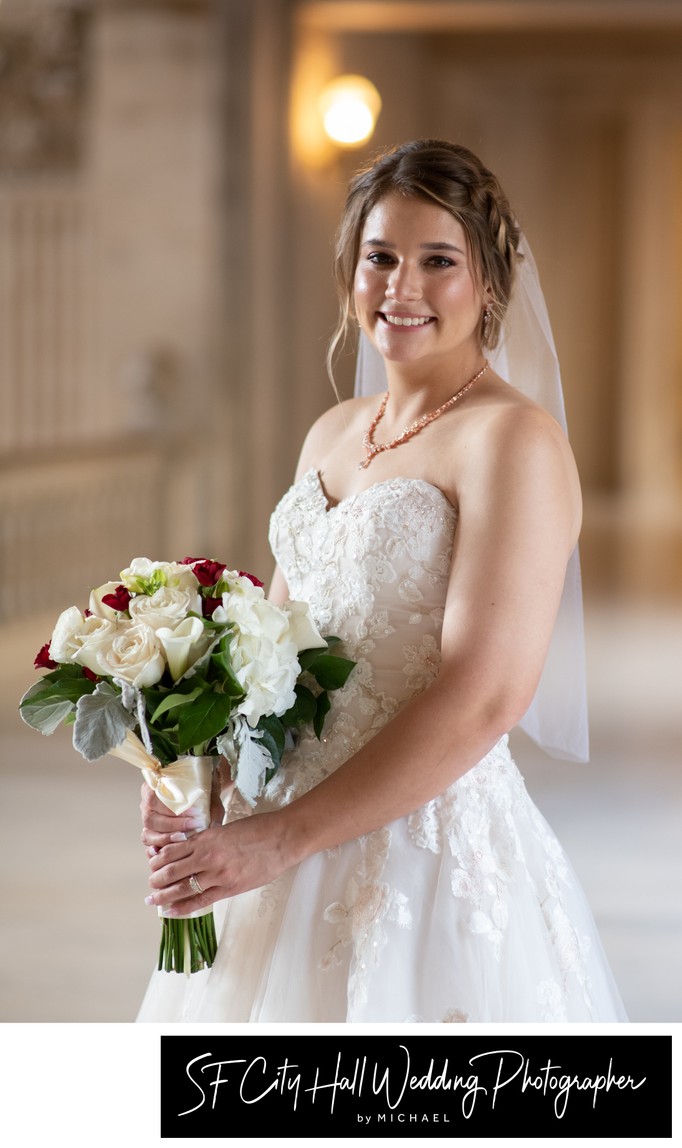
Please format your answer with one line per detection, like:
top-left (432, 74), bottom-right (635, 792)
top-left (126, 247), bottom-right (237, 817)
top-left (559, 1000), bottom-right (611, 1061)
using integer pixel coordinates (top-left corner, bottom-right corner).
top-left (1, 0), bottom-right (680, 1022)
top-left (1, 0), bottom-right (681, 605)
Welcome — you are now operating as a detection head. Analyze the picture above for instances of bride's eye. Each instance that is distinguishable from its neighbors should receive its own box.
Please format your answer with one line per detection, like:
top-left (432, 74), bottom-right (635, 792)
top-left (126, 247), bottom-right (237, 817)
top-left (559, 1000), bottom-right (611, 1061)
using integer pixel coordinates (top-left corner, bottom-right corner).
top-left (366, 251), bottom-right (394, 265)
top-left (426, 255), bottom-right (455, 268)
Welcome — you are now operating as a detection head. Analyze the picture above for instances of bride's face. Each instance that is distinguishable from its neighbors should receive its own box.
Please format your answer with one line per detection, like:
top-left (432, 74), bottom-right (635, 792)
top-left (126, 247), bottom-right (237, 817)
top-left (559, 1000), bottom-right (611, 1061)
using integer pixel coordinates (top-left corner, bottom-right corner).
top-left (353, 192), bottom-right (488, 370)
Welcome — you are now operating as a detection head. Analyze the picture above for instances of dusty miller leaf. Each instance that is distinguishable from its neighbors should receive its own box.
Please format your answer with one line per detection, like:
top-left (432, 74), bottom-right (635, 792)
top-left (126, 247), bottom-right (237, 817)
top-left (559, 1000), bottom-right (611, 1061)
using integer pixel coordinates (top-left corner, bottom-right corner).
top-left (73, 682), bottom-right (135, 762)
top-left (227, 717), bottom-right (275, 808)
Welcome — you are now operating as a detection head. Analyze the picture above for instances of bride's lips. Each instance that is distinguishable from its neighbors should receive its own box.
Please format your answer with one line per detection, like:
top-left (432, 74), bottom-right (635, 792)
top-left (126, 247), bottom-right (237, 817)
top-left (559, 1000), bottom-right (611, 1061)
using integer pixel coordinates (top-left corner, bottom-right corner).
top-left (378, 311), bottom-right (436, 328)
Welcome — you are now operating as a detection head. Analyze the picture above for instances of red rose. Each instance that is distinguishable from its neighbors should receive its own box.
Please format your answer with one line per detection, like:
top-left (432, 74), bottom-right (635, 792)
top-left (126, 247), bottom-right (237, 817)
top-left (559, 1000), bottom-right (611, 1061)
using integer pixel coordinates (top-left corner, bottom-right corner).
top-left (238, 571), bottom-right (264, 588)
top-left (185, 559), bottom-right (227, 588)
top-left (202, 596), bottom-right (222, 618)
top-left (101, 585), bottom-right (132, 612)
top-left (34, 643), bottom-right (57, 670)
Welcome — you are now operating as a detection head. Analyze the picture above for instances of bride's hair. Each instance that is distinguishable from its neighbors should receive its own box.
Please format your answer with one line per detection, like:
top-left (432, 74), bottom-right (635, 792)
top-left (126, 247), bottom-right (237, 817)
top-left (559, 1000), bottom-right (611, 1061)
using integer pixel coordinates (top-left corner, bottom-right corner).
top-left (328, 139), bottom-right (521, 381)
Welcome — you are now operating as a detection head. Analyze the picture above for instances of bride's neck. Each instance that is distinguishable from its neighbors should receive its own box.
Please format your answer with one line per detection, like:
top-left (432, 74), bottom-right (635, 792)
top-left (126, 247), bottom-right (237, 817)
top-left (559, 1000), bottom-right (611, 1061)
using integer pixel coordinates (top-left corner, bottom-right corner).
top-left (383, 355), bottom-right (487, 423)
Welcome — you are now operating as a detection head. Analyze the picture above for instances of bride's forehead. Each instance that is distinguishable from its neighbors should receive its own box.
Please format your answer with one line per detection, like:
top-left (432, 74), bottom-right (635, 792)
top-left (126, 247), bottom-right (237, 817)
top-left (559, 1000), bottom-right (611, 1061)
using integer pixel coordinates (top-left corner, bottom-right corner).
top-left (361, 193), bottom-right (467, 245)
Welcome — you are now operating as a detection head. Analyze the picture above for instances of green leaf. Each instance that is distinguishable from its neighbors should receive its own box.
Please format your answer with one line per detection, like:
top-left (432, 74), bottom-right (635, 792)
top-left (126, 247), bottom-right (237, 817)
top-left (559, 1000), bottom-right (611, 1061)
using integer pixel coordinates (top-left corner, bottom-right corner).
top-left (313, 691), bottom-right (331, 739)
top-left (19, 667), bottom-right (99, 734)
top-left (306, 653), bottom-right (355, 691)
top-left (176, 690), bottom-right (234, 755)
top-left (297, 636), bottom-right (342, 669)
top-left (280, 684), bottom-right (317, 728)
top-left (255, 714), bottom-right (286, 766)
top-left (147, 726), bottom-right (179, 768)
top-left (19, 680), bottom-right (77, 735)
top-left (23, 667), bottom-right (97, 705)
top-left (72, 682), bottom-right (135, 762)
top-left (150, 685), bottom-right (204, 723)
top-left (41, 663), bottom-right (95, 685)
top-left (209, 636), bottom-right (246, 697)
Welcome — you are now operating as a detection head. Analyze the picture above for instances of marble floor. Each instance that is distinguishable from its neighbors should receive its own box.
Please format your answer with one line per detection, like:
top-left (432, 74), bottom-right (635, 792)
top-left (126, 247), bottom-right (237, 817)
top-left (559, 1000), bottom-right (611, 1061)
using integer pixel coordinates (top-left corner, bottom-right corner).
top-left (0, 600), bottom-right (680, 1024)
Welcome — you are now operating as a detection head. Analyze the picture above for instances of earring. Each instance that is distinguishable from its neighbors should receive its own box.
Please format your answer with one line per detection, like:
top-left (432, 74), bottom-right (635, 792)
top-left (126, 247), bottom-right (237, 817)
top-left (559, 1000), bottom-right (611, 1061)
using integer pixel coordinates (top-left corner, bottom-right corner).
top-left (482, 308), bottom-right (491, 330)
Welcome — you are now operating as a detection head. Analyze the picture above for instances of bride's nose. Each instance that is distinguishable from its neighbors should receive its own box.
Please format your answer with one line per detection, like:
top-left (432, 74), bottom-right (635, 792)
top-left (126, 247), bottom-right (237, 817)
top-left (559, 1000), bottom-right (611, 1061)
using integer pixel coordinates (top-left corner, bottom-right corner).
top-left (385, 262), bottom-right (423, 302)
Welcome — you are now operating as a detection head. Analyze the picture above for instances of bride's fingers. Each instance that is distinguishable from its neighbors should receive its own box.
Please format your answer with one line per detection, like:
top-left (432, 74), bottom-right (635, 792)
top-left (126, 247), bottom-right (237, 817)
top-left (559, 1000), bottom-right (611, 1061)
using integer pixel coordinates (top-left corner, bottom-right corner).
top-left (147, 839), bottom-right (194, 875)
top-left (139, 783), bottom-right (208, 836)
top-left (145, 868), bottom-right (212, 909)
top-left (141, 810), bottom-right (208, 837)
top-left (141, 828), bottom-right (179, 850)
top-left (146, 876), bottom-right (217, 915)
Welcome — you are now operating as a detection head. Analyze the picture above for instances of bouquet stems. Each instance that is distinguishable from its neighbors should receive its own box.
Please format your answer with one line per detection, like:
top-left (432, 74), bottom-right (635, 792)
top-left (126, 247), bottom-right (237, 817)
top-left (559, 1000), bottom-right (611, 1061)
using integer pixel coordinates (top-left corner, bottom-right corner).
top-left (158, 910), bottom-right (218, 974)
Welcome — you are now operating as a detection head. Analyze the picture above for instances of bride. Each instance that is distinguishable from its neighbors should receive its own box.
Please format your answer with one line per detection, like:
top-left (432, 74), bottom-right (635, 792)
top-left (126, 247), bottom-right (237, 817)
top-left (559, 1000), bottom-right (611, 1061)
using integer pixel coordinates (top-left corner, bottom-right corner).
top-left (137, 139), bottom-right (627, 1022)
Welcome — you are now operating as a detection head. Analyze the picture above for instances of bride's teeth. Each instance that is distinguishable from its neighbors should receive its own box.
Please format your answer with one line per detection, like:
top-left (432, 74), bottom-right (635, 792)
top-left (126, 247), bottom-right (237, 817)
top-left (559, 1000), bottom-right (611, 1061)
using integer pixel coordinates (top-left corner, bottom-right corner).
top-left (384, 314), bottom-right (430, 327)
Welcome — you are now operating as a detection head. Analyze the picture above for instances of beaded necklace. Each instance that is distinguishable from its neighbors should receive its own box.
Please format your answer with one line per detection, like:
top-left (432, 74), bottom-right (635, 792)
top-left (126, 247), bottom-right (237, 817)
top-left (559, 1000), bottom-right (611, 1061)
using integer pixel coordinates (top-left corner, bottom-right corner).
top-left (359, 360), bottom-right (489, 470)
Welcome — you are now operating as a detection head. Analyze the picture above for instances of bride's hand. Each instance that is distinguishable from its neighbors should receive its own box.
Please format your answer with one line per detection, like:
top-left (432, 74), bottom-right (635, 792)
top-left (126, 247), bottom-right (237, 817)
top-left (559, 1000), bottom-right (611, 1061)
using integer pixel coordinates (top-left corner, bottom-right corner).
top-left (140, 778), bottom-right (225, 860)
top-left (144, 809), bottom-right (292, 914)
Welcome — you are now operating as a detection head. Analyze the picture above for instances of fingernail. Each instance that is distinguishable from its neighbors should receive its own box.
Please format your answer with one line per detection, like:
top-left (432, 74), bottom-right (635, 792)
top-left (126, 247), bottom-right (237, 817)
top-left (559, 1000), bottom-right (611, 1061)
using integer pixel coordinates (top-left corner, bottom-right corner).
top-left (185, 818), bottom-right (207, 831)
top-left (170, 832), bottom-right (187, 842)
top-left (145, 895), bottom-right (155, 906)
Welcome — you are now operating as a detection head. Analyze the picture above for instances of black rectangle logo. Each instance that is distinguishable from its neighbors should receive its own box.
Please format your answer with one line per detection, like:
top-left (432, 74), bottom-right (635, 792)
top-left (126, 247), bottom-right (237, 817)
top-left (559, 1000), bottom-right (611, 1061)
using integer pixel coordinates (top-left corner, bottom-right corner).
top-left (160, 1034), bottom-right (672, 1138)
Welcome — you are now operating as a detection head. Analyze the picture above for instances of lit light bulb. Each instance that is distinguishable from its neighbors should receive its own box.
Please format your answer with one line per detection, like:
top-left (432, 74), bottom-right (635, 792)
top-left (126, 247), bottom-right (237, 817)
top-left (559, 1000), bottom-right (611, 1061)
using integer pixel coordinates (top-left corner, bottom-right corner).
top-left (319, 75), bottom-right (381, 148)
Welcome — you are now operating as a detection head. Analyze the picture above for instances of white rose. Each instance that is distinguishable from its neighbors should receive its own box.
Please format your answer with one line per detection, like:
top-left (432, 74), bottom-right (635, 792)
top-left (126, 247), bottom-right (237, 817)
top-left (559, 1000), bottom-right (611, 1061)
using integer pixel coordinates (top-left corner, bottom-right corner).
top-left (69, 617), bottom-right (120, 675)
top-left (283, 600), bottom-right (327, 652)
top-left (128, 585), bottom-right (202, 631)
top-left (119, 557), bottom-right (199, 596)
top-left (49, 606), bottom-right (86, 662)
top-left (156, 616), bottom-right (212, 681)
top-left (77, 620), bottom-right (165, 687)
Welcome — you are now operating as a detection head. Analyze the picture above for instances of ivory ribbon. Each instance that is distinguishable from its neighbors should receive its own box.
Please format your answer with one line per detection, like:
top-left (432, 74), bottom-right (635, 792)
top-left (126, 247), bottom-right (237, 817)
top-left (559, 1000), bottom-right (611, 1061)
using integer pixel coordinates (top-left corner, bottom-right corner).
top-left (108, 729), bottom-right (214, 817)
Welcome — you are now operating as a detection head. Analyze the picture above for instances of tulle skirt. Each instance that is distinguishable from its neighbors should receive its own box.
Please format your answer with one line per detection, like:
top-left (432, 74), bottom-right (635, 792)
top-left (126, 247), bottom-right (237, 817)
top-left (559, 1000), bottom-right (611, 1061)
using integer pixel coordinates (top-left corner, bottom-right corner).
top-left (136, 738), bottom-right (627, 1023)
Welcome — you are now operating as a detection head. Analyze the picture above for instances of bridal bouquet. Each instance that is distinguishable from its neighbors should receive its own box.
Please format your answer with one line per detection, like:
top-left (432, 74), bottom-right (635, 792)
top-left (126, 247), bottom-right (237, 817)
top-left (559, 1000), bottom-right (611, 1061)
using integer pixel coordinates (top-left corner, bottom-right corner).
top-left (20, 556), bottom-right (354, 974)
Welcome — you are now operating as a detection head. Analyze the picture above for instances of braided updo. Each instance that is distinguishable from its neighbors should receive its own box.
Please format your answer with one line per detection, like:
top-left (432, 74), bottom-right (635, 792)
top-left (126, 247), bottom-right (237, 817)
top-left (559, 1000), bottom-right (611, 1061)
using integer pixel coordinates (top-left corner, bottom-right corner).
top-left (329, 139), bottom-right (520, 375)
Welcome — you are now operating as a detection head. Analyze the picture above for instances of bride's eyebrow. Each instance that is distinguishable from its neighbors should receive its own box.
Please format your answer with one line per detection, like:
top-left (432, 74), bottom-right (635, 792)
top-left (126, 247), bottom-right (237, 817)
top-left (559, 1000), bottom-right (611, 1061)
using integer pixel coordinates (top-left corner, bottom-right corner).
top-left (361, 238), bottom-right (465, 255)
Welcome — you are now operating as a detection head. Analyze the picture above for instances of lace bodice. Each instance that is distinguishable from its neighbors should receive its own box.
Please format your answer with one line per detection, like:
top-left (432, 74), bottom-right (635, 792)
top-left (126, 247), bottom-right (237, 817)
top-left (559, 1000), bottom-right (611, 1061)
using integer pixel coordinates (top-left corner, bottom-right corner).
top-left (265, 471), bottom-right (457, 795)
top-left (271, 468), bottom-right (456, 687)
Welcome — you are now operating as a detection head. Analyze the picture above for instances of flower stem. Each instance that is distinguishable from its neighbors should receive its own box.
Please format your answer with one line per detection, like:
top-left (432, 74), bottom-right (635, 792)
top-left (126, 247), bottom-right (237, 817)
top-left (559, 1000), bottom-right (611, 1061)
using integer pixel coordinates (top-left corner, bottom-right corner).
top-left (157, 912), bottom-right (217, 974)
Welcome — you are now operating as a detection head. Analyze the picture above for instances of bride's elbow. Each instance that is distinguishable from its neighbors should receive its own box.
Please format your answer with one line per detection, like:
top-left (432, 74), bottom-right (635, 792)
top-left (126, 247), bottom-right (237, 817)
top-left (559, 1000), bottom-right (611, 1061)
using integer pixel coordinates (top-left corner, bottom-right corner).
top-left (436, 665), bottom-right (538, 745)
top-left (484, 686), bottom-right (536, 742)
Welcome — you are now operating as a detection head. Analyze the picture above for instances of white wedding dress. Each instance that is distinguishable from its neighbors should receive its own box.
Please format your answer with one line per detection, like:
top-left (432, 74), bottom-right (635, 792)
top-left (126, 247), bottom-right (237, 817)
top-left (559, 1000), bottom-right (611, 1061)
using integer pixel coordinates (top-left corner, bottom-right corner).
top-left (137, 469), bottom-right (627, 1023)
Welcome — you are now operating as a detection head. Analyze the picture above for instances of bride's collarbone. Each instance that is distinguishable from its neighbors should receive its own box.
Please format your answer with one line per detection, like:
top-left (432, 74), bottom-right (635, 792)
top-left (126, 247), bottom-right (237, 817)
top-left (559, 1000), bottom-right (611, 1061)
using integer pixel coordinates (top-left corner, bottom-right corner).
top-left (317, 450), bottom-right (459, 509)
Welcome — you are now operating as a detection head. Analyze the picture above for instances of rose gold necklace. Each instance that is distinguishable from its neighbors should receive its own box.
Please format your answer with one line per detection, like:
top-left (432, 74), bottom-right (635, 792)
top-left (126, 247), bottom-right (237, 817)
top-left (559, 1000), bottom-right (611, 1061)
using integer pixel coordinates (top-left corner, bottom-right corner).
top-left (359, 360), bottom-right (489, 470)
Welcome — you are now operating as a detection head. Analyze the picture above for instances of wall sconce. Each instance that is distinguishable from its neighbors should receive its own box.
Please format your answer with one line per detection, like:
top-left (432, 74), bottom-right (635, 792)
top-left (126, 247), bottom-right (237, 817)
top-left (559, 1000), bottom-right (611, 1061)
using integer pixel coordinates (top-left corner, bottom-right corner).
top-left (319, 75), bottom-right (382, 148)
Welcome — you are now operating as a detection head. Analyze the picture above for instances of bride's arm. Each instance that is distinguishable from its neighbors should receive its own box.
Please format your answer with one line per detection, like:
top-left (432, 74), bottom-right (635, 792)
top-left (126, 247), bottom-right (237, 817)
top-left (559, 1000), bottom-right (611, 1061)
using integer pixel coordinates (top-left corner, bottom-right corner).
top-left (144, 404), bottom-right (582, 913)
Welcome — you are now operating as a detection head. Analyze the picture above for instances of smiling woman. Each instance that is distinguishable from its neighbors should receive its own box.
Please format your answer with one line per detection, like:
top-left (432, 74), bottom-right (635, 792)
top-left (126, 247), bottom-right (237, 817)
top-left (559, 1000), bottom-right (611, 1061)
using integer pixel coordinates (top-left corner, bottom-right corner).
top-left (136, 139), bottom-right (627, 1024)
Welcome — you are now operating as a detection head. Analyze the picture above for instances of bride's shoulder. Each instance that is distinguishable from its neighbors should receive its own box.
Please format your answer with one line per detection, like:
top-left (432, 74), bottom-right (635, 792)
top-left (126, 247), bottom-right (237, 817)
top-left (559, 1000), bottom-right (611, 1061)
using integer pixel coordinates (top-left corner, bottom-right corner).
top-left (297, 395), bottom-right (375, 464)
top-left (474, 374), bottom-right (571, 454)
top-left (463, 374), bottom-right (580, 500)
